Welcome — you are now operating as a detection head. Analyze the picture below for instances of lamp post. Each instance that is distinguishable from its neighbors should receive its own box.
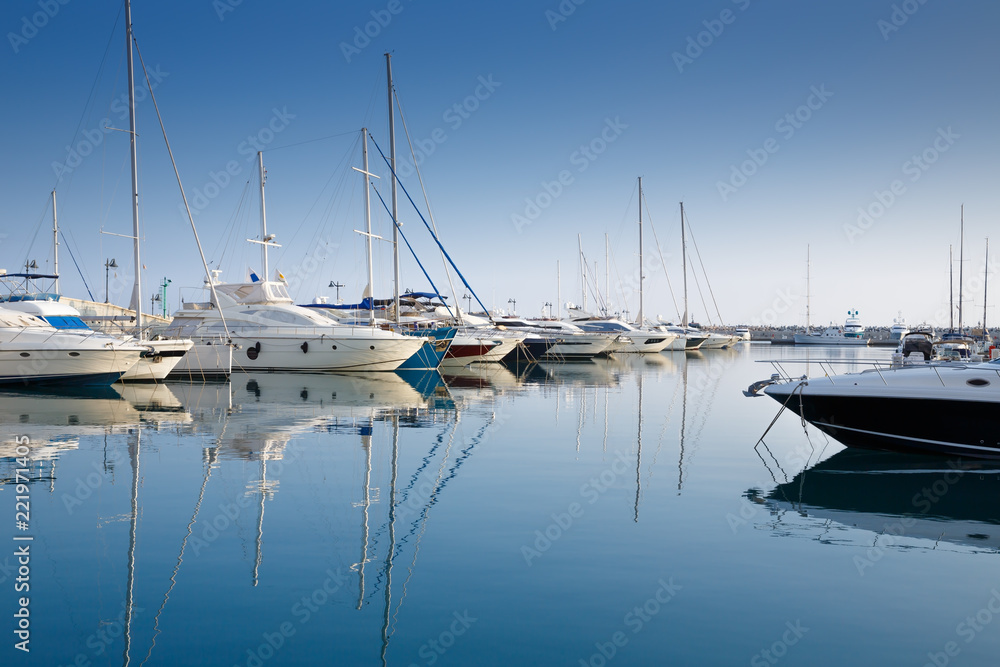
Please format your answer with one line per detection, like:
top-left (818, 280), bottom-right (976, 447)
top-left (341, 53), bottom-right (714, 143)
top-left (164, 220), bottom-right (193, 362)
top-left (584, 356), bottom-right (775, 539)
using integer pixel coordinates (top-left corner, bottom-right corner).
top-left (544, 301), bottom-right (553, 318)
top-left (329, 281), bottom-right (344, 302)
top-left (463, 292), bottom-right (472, 313)
top-left (151, 293), bottom-right (160, 314)
top-left (105, 258), bottom-right (117, 303)
top-left (507, 298), bottom-right (516, 315)
top-left (159, 277), bottom-right (171, 318)
top-left (24, 259), bottom-right (38, 273)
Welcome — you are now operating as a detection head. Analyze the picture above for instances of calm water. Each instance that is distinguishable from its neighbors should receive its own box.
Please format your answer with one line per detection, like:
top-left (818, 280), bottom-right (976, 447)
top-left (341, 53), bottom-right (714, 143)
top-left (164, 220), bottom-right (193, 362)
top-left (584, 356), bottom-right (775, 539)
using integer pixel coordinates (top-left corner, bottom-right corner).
top-left (3, 345), bottom-right (1000, 666)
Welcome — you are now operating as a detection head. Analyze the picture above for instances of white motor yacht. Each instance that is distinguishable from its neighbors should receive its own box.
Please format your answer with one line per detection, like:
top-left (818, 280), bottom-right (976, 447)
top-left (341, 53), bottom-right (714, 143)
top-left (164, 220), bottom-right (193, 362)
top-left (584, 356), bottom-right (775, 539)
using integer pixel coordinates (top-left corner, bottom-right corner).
top-left (0, 306), bottom-right (145, 385)
top-left (162, 279), bottom-right (425, 373)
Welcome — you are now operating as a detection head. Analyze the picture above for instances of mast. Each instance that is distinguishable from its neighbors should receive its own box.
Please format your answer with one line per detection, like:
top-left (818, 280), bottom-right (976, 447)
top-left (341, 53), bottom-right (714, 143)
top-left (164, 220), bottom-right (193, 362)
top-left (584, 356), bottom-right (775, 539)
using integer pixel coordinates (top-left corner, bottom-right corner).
top-left (125, 0), bottom-right (142, 334)
top-left (959, 205), bottom-right (965, 332)
top-left (805, 245), bottom-right (811, 332)
top-left (556, 260), bottom-right (561, 320)
top-left (985, 237), bottom-right (990, 341)
top-left (578, 234), bottom-right (586, 312)
top-left (258, 152), bottom-right (269, 280)
top-left (680, 202), bottom-right (688, 327)
top-left (386, 53), bottom-right (400, 324)
top-left (52, 190), bottom-right (59, 293)
top-left (362, 128), bottom-right (376, 326)
top-left (949, 245), bottom-right (954, 331)
top-left (605, 233), bottom-right (610, 318)
top-left (637, 177), bottom-right (643, 326)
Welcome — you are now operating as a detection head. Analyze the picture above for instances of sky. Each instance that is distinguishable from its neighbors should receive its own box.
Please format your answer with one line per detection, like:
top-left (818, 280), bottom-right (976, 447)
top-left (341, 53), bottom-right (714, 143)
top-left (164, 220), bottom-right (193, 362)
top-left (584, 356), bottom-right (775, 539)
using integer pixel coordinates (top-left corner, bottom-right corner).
top-left (2, 0), bottom-right (998, 329)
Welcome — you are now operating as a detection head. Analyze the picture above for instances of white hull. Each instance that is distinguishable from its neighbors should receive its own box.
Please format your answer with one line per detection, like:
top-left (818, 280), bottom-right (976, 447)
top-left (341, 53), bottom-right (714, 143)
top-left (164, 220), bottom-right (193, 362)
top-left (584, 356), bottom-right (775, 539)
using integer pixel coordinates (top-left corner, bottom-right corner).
top-left (0, 345), bottom-right (140, 385)
top-left (543, 334), bottom-right (615, 359)
top-left (618, 331), bottom-right (678, 353)
top-left (793, 333), bottom-right (869, 346)
top-left (227, 330), bottom-right (425, 372)
top-left (168, 339), bottom-right (233, 379)
top-left (120, 338), bottom-right (194, 381)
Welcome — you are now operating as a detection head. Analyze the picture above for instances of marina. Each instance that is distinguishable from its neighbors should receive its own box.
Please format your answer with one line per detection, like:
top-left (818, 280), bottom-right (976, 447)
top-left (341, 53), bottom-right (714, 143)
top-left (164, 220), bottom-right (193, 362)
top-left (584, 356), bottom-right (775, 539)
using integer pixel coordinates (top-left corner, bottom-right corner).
top-left (4, 347), bottom-right (1000, 665)
top-left (3, 1), bottom-right (1000, 665)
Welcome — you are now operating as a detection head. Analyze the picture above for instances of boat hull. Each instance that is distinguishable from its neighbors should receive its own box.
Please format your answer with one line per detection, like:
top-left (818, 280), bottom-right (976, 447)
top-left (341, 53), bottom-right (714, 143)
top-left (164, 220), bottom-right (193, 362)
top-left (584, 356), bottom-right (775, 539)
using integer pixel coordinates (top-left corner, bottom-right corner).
top-left (766, 366), bottom-right (1000, 458)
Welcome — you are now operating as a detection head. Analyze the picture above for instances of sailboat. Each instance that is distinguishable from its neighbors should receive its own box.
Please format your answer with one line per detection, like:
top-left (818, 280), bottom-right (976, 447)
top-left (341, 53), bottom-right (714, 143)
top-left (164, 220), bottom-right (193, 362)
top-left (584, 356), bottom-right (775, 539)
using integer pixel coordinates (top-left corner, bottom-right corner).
top-left (4, 3), bottom-right (195, 381)
top-left (566, 179), bottom-right (678, 353)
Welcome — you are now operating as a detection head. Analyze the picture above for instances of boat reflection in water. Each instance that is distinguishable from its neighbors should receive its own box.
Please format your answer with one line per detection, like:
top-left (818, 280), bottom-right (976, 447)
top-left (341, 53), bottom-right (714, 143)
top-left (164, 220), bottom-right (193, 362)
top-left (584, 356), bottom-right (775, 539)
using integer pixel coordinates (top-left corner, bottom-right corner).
top-left (758, 448), bottom-right (1000, 552)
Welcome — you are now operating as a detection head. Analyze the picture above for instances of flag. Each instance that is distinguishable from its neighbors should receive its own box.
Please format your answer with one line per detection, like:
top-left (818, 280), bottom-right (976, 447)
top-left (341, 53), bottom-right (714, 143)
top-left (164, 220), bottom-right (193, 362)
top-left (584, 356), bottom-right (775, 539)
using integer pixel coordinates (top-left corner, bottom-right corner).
top-left (276, 270), bottom-right (286, 282)
top-left (249, 268), bottom-right (260, 282)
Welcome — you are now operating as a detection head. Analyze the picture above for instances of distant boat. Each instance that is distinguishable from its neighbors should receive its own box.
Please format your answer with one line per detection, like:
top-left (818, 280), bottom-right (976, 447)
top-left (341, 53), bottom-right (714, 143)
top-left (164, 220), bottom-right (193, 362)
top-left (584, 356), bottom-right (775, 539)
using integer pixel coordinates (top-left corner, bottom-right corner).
top-left (889, 314), bottom-right (909, 341)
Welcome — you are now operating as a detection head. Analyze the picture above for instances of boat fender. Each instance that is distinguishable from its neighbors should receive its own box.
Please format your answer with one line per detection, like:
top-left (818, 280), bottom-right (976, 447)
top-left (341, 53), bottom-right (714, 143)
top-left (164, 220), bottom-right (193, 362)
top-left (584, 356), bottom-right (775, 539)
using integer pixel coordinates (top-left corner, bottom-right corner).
top-left (247, 341), bottom-right (261, 360)
top-left (301, 341), bottom-right (308, 353)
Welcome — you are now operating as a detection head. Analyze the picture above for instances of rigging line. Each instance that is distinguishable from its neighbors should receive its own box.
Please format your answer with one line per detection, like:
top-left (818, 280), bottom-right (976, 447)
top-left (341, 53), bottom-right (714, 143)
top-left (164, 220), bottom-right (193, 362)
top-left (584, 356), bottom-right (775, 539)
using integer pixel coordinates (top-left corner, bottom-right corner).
top-left (687, 251), bottom-right (712, 326)
top-left (368, 134), bottom-right (492, 320)
top-left (643, 198), bottom-right (681, 321)
top-left (264, 130), bottom-right (359, 153)
top-left (132, 37), bottom-right (230, 339)
top-left (393, 90), bottom-right (466, 323)
top-left (49, 2), bottom-right (123, 195)
top-left (19, 195), bottom-right (52, 270)
top-left (372, 183), bottom-right (444, 299)
top-left (59, 231), bottom-right (96, 301)
top-left (684, 213), bottom-right (725, 324)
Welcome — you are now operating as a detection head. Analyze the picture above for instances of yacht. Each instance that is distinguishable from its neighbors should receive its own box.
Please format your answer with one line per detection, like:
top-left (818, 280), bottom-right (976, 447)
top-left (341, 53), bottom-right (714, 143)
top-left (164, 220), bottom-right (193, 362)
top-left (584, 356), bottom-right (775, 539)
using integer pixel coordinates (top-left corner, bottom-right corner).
top-left (0, 276), bottom-right (192, 381)
top-left (161, 278), bottom-right (425, 373)
top-left (793, 310), bottom-right (869, 346)
top-left (567, 316), bottom-right (677, 353)
top-left (491, 317), bottom-right (619, 359)
top-left (0, 306), bottom-right (145, 385)
top-left (747, 356), bottom-right (1000, 458)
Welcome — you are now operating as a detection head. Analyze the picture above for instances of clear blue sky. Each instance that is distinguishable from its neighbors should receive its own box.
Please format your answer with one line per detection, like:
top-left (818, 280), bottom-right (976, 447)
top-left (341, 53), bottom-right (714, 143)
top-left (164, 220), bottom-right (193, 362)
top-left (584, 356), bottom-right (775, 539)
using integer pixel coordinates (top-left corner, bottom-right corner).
top-left (3, 0), bottom-right (998, 328)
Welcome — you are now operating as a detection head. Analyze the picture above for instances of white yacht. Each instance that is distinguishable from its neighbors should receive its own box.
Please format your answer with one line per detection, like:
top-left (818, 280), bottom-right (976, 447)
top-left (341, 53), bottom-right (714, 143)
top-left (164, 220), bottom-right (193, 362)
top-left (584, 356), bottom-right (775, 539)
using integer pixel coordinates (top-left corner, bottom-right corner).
top-left (1, 290), bottom-right (192, 381)
top-left (162, 278), bottom-right (425, 372)
top-left (794, 310), bottom-right (869, 346)
top-left (0, 306), bottom-right (145, 385)
top-left (566, 317), bottom-right (677, 353)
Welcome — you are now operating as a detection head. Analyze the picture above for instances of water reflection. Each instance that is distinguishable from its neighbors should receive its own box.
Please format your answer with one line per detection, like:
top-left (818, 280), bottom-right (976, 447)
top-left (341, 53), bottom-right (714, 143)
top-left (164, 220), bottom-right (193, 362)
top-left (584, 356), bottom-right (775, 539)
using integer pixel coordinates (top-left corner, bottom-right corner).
top-left (757, 448), bottom-right (1000, 552)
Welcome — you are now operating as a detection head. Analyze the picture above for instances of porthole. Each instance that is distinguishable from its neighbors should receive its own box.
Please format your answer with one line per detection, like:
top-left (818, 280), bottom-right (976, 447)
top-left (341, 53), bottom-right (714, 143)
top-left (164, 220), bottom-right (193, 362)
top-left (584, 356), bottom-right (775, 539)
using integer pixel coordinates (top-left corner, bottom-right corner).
top-left (19, 352), bottom-right (29, 358)
top-left (967, 378), bottom-right (990, 387)
top-left (68, 351), bottom-right (81, 357)
top-left (370, 345), bottom-right (375, 350)
top-left (332, 345), bottom-right (338, 350)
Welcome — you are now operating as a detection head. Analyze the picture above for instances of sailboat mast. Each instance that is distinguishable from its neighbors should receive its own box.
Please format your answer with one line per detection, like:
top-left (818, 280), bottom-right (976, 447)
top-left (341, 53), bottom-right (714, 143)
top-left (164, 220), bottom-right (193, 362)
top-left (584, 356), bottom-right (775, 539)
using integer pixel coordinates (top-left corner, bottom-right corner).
top-left (578, 234), bottom-right (586, 312)
top-left (362, 128), bottom-right (376, 326)
top-left (125, 0), bottom-right (142, 333)
top-left (637, 177), bottom-right (643, 326)
top-left (680, 202), bottom-right (688, 326)
top-left (258, 152), bottom-right (269, 280)
top-left (605, 233), bottom-right (610, 318)
top-left (556, 260), bottom-right (561, 320)
top-left (386, 53), bottom-right (400, 324)
top-left (985, 237), bottom-right (990, 340)
top-left (959, 205), bottom-right (965, 332)
top-left (806, 245), bottom-right (811, 332)
top-left (52, 189), bottom-right (59, 293)
top-left (949, 244), bottom-right (954, 331)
